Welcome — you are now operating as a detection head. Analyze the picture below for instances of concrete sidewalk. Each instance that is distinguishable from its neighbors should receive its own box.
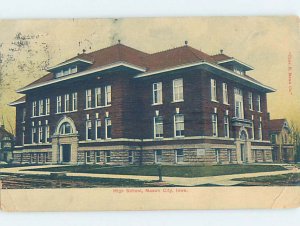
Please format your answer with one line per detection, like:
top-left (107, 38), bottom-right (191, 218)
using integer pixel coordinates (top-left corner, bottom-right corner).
top-left (1, 164), bottom-right (299, 186)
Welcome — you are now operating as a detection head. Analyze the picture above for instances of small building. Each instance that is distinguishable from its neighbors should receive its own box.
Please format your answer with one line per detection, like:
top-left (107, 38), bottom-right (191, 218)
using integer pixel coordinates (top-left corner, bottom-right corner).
top-left (0, 125), bottom-right (14, 163)
top-left (269, 119), bottom-right (295, 163)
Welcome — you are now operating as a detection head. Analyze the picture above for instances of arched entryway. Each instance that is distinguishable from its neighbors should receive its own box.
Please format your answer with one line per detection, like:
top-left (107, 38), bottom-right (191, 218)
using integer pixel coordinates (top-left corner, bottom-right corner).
top-left (51, 116), bottom-right (79, 164)
top-left (236, 127), bottom-right (253, 164)
top-left (239, 129), bottom-right (248, 162)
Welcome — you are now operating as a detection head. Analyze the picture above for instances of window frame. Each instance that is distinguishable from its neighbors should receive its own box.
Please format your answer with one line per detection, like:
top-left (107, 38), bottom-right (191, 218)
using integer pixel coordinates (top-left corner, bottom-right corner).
top-left (248, 92), bottom-right (253, 110)
top-left (105, 117), bottom-right (112, 139)
top-left (32, 101), bottom-right (37, 117)
top-left (211, 79), bottom-right (217, 102)
top-left (86, 120), bottom-right (92, 140)
top-left (95, 87), bottom-right (102, 107)
top-left (224, 115), bottom-right (229, 138)
top-left (56, 96), bottom-right (62, 113)
top-left (72, 92), bottom-right (77, 111)
top-left (152, 82), bottom-right (163, 105)
top-left (172, 78), bottom-right (184, 102)
top-left (95, 119), bottom-right (101, 140)
top-left (154, 116), bottom-right (164, 138)
top-left (105, 85), bottom-right (112, 106)
top-left (257, 94), bottom-right (261, 112)
top-left (64, 94), bottom-right (70, 112)
top-left (45, 98), bottom-right (50, 115)
top-left (212, 113), bottom-right (218, 137)
top-left (39, 99), bottom-right (44, 116)
top-left (222, 83), bottom-right (228, 104)
top-left (174, 114), bottom-right (185, 137)
top-left (175, 149), bottom-right (184, 163)
top-left (86, 89), bottom-right (92, 109)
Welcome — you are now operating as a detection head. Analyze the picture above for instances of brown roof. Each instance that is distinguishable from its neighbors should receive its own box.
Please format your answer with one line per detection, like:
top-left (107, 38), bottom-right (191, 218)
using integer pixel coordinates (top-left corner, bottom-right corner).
top-left (17, 43), bottom-right (268, 92)
top-left (146, 45), bottom-right (216, 72)
top-left (211, 53), bottom-right (232, 62)
top-left (269, 119), bottom-right (287, 133)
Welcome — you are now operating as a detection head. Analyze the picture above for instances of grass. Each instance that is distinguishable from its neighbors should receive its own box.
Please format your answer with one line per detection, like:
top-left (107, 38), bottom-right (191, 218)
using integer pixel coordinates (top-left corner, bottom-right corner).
top-left (234, 173), bottom-right (300, 186)
top-left (0, 163), bottom-right (38, 168)
top-left (31, 164), bottom-right (287, 178)
top-left (0, 173), bottom-right (171, 189)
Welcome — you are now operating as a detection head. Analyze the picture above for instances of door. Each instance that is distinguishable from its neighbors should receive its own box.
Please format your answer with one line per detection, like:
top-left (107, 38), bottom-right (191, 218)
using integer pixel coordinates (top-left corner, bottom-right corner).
top-left (62, 144), bottom-right (71, 162)
top-left (240, 144), bottom-right (245, 162)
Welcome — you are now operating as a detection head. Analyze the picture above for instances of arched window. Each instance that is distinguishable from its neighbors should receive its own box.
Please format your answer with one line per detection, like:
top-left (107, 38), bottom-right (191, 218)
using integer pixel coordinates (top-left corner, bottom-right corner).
top-left (240, 130), bottom-right (247, 140)
top-left (59, 122), bottom-right (73, 135)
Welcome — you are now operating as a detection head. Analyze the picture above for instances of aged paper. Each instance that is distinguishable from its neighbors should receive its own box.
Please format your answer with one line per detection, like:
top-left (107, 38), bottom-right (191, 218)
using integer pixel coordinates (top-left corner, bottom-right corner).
top-left (0, 17), bottom-right (300, 211)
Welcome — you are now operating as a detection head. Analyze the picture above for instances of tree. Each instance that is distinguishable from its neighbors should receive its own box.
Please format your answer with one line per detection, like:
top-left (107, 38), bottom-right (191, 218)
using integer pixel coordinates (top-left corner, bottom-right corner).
top-left (289, 120), bottom-right (300, 163)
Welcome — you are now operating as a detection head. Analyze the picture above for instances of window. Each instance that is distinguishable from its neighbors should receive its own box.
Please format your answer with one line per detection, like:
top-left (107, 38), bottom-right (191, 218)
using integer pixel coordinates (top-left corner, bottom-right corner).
top-left (56, 96), bottom-right (62, 113)
top-left (233, 67), bottom-right (245, 75)
top-left (95, 119), bottom-right (101, 140)
top-left (105, 118), bottom-right (112, 139)
top-left (86, 89), bottom-right (92, 109)
top-left (32, 101), bottom-right (37, 117)
top-left (153, 82), bottom-right (162, 104)
top-left (105, 85), bottom-right (112, 106)
top-left (38, 125), bottom-right (43, 143)
top-left (234, 88), bottom-right (244, 119)
top-left (46, 98), bottom-right (50, 115)
top-left (71, 66), bottom-right (77, 74)
top-left (64, 94), bottom-right (70, 112)
top-left (174, 114), bottom-right (184, 137)
top-left (95, 151), bottom-right (101, 163)
top-left (59, 122), bottom-right (73, 134)
top-left (22, 108), bottom-right (26, 122)
top-left (222, 83), bottom-right (228, 104)
top-left (38, 100), bottom-right (44, 116)
top-left (154, 150), bottom-right (162, 163)
top-left (227, 149), bottom-right (232, 163)
top-left (105, 150), bottom-right (111, 163)
top-left (257, 94), bottom-right (261, 112)
top-left (22, 126), bottom-right (25, 145)
top-left (211, 79), bottom-right (217, 101)
top-left (85, 151), bottom-right (91, 163)
top-left (45, 125), bottom-right (50, 143)
top-left (32, 126), bottom-right (36, 144)
top-left (86, 120), bottom-right (92, 140)
top-left (215, 149), bottom-right (221, 163)
top-left (258, 118), bottom-right (263, 140)
top-left (72, 92), bottom-right (77, 111)
top-left (173, 78), bottom-right (183, 102)
top-left (95, 87), bottom-right (101, 107)
top-left (224, 115), bottom-right (229, 138)
top-left (248, 92), bottom-right (253, 110)
top-left (154, 116), bottom-right (163, 138)
top-left (128, 150), bottom-right (134, 163)
top-left (271, 134), bottom-right (277, 144)
top-left (251, 119), bottom-right (255, 139)
top-left (212, 114), bottom-right (218, 137)
top-left (175, 149), bottom-right (184, 163)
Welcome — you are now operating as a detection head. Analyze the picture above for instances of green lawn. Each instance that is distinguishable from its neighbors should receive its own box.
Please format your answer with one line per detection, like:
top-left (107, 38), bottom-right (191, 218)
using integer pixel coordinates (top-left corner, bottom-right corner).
top-left (234, 173), bottom-right (300, 186)
top-left (0, 173), bottom-right (167, 189)
top-left (31, 164), bottom-right (287, 178)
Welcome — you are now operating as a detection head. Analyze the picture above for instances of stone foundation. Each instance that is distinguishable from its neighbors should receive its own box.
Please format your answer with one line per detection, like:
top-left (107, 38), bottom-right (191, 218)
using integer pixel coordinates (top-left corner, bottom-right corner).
top-left (12, 147), bottom-right (272, 165)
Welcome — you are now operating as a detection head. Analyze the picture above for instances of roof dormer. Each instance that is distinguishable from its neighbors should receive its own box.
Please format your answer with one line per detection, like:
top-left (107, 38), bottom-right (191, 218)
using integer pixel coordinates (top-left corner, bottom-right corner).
top-left (47, 58), bottom-right (93, 78)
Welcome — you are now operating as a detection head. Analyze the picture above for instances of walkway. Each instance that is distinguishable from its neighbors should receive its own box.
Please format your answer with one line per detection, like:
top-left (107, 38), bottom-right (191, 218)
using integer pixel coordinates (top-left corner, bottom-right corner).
top-left (1, 164), bottom-right (299, 186)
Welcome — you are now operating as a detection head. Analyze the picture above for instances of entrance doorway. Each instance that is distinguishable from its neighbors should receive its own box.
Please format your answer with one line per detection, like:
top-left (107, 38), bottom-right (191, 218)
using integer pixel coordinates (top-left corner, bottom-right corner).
top-left (62, 144), bottom-right (71, 162)
top-left (240, 144), bottom-right (245, 162)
